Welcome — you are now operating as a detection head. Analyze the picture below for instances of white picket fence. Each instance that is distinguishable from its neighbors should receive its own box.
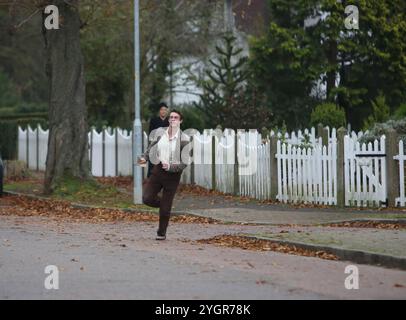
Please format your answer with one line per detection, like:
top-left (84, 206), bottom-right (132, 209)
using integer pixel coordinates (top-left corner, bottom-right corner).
top-left (238, 130), bottom-right (271, 200)
top-left (395, 140), bottom-right (406, 206)
top-left (344, 135), bottom-right (387, 207)
top-left (18, 125), bottom-right (149, 179)
top-left (16, 124), bottom-right (406, 207)
top-left (18, 125), bottom-right (48, 171)
top-left (191, 129), bottom-right (215, 190)
top-left (281, 127), bottom-right (318, 145)
top-left (276, 139), bottom-right (337, 205)
top-left (183, 129), bottom-right (271, 199)
top-left (216, 129), bottom-right (236, 195)
top-left (88, 128), bottom-right (148, 177)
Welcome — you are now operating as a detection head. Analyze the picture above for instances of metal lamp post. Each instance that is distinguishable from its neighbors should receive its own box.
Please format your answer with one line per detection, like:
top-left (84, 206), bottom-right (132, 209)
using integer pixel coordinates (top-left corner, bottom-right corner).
top-left (133, 0), bottom-right (143, 204)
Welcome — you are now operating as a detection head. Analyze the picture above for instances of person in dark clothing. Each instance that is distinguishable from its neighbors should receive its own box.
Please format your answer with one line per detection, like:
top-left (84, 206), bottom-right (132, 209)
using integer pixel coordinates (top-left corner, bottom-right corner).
top-left (147, 102), bottom-right (169, 177)
top-left (138, 110), bottom-right (191, 240)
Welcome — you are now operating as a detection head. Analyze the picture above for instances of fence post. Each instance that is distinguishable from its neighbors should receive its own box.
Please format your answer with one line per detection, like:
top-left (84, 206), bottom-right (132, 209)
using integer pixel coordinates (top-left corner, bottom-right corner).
top-left (102, 127), bottom-right (105, 177)
top-left (90, 127), bottom-right (93, 175)
top-left (115, 128), bottom-right (118, 177)
top-left (36, 124), bottom-right (39, 171)
top-left (26, 126), bottom-right (29, 169)
top-left (321, 126), bottom-right (329, 147)
top-left (190, 135), bottom-right (195, 185)
top-left (337, 127), bottom-right (347, 207)
top-left (317, 123), bottom-right (323, 141)
top-left (270, 134), bottom-right (278, 200)
top-left (233, 131), bottom-right (239, 196)
top-left (16, 126), bottom-right (19, 161)
top-left (385, 129), bottom-right (399, 207)
top-left (211, 135), bottom-right (216, 191)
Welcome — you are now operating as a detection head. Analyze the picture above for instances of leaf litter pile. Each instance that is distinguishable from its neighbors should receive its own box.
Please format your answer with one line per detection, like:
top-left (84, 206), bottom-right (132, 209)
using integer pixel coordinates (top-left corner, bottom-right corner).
top-left (95, 179), bottom-right (239, 198)
top-left (325, 221), bottom-right (406, 230)
top-left (0, 195), bottom-right (219, 224)
top-left (96, 176), bottom-right (133, 191)
top-left (196, 235), bottom-right (338, 261)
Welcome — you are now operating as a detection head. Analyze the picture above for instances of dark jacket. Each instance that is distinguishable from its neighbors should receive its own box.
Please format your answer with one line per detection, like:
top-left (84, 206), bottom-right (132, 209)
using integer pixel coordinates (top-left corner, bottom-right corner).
top-left (142, 127), bottom-right (191, 173)
top-left (149, 116), bottom-right (169, 134)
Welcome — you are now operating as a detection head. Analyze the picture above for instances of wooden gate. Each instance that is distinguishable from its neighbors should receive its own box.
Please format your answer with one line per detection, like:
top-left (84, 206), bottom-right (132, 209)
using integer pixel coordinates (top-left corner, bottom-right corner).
top-left (344, 135), bottom-right (387, 207)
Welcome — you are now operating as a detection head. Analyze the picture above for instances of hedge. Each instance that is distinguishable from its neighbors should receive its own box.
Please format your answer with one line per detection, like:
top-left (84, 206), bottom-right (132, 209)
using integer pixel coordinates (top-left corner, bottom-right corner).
top-left (0, 118), bottom-right (48, 160)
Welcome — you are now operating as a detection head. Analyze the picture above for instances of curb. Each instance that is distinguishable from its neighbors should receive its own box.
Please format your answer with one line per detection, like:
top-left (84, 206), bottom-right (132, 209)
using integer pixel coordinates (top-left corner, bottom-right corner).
top-left (243, 235), bottom-right (406, 271)
top-left (317, 218), bottom-right (406, 226)
top-left (70, 202), bottom-right (198, 217)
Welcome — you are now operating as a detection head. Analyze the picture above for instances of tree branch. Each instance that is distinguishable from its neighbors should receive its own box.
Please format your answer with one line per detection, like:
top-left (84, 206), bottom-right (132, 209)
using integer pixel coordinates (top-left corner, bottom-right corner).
top-left (13, 7), bottom-right (40, 29)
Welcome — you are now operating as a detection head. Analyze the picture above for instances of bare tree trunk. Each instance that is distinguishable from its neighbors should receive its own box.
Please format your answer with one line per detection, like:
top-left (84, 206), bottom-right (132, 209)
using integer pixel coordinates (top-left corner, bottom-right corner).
top-left (43, 0), bottom-right (90, 194)
top-left (326, 39), bottom-right (338, 99)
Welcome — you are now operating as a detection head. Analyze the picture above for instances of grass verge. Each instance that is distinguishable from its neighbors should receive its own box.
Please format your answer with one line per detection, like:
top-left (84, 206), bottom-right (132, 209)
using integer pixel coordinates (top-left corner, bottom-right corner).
top-left (4, 176), bottom-right (153, 211)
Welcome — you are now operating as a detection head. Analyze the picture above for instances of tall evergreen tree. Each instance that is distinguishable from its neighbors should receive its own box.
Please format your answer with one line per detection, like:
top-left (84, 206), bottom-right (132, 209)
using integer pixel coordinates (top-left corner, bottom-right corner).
top-left (197, 34), bottom-right (271, 129)
top-left (251, 0), bottom-right (406, 130)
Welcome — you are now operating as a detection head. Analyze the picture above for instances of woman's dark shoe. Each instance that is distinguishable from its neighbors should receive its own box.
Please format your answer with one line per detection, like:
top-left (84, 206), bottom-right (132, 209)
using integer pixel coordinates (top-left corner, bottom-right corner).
top-left (155, 233), bottom-right (166, 240)
top-left (157, 215), bottom-right (170, 240)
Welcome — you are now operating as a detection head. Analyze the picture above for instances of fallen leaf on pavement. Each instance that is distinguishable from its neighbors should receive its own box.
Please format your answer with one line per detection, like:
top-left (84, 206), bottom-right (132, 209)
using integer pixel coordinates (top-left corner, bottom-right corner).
top-left (327, 221), bottom-right (405, 230)
top-left (0, 195), bottom-right (222, 225)
top-left (196, 235), bottom-right (339, 261)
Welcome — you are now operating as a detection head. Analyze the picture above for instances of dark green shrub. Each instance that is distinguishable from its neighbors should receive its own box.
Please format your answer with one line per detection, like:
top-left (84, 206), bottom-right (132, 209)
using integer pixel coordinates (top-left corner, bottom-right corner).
top-left (359, 119), bottom-right (406, 145)
top-left (177, 105), bottom-right (207, 132)
top-left (0, 122), bottom-right (18, 160)
top-left (394, 103), bottom-right (406, 120)
top-left (362, 93), bottom-right (391, 130)
top-left (0, 119), bottom-right (48, 160)
top-left (310, 103), bottom-right (346, 128)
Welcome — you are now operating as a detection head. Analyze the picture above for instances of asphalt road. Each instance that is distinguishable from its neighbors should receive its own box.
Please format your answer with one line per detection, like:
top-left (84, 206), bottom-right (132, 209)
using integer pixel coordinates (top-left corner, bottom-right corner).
top-left (1, 215), bottom-right (406, 300)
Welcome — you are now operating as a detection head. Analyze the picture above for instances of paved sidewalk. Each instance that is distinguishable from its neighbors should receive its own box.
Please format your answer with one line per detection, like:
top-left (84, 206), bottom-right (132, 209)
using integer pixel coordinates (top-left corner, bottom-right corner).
top-left (244, 226), bottom-right (406, 270)
top-left (171, 191), bottom-right (406, 270)
top-left (250, 227), bottom-right (406, 258)
top-left (172, 192), bottom-right (406, 225)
